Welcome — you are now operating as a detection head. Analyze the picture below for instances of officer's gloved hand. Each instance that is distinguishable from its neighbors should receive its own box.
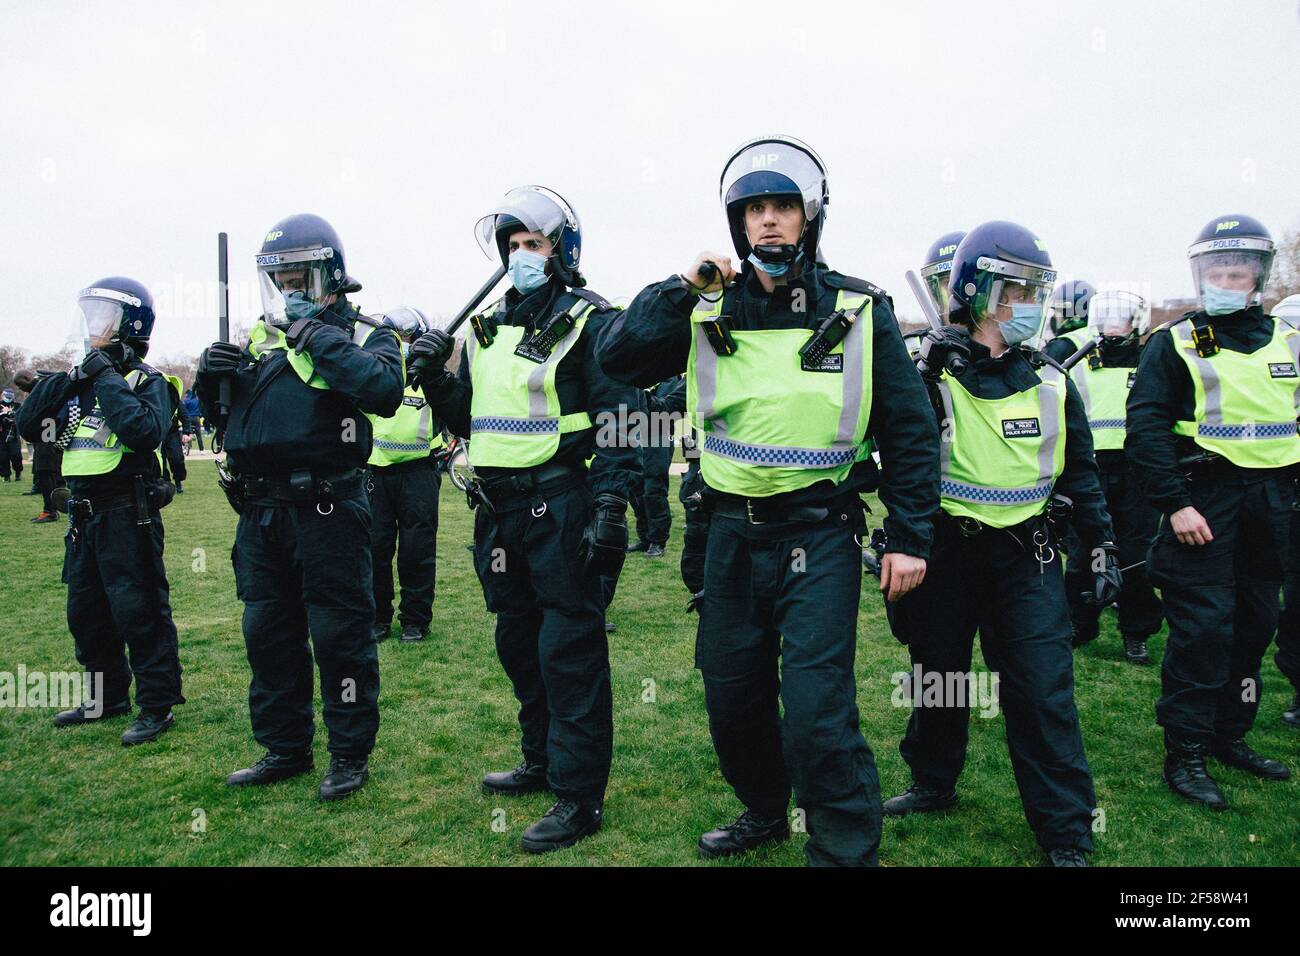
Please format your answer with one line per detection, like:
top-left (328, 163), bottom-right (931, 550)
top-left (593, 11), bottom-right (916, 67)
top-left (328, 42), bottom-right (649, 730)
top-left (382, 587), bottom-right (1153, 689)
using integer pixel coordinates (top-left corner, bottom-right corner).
top-left (68, 348), bottom-right (118, 384)
top-left (408, 330), bottom-right (456, 389)
top-left (916, 325), bottom-right (972, 381)
top-left (284, 317), bottom-right (325, 355)
top-left (579, 493), bottom-right (629, 579)
top-left (1082, 541), bottom-right (1123, 607)
top-left (685, 589), bottom-right (704, 614)
top-left (198, 342), bottom-right (245, 377)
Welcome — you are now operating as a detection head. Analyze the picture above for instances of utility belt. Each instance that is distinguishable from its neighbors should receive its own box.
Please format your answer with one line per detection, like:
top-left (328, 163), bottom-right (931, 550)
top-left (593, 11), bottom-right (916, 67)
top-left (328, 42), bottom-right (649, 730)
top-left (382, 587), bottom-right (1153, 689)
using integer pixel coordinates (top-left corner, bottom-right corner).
top-left (937, 498), bottom-right (1071, 582)
top-left (466, 461), bottom-right (586, 516)
top-left (240, 468), bottom-right (370, 515)
top-left (707, 486), bottom-right (865, 529)
top-left (1177, 450), bottom-right (1296, 485)
top-left (64, 475), bottom-right (175, 532)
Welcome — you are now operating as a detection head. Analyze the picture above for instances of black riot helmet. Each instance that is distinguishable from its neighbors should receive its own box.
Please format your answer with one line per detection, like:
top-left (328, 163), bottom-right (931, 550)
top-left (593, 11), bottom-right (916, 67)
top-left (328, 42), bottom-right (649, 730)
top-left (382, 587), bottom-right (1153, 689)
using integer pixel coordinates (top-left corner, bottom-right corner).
top-left (719, 135), bottom-right (829, 269)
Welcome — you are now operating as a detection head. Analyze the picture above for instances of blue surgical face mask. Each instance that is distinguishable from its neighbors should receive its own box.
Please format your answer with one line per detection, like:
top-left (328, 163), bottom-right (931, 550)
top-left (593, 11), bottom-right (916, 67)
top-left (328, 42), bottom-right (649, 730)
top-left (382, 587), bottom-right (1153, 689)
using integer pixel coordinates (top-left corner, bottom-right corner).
top-left (997, 303), bottom-right (1043, 347)
top-left (748, 253), bottom-right (790, 276)
top-left (283, 290), bottom-right (323, 322)
top-left (1202, 281), bottom-right (1250, 317)
top-left (508, 249), bottom-right (550, 294)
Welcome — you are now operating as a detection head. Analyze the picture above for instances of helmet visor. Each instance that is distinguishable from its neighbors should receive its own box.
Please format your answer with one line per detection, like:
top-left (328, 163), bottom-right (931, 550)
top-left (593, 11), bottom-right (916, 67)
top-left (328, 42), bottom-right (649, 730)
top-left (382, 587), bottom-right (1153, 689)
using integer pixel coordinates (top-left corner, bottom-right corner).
top-left (1090, 291), bottom-right (1149, 337)
top-left (256, 248), bottom-right (335, 327)
top-left (1189, 245), bottom-right (1273, 309)
top-left (474, 186), bottom-right (575, 262)
top-left (383, 306), bottom-right (428, 341)
top-left (921, 260), bottom-right (953, 316)
top-left (720, 137), bottom-right (826, 225)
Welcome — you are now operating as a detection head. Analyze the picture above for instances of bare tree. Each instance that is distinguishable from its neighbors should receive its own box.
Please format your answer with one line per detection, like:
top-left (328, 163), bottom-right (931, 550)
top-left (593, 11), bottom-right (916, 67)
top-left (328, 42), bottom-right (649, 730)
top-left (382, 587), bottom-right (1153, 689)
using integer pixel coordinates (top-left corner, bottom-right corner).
top-left (1266, 226), bottom-right (1300, 309)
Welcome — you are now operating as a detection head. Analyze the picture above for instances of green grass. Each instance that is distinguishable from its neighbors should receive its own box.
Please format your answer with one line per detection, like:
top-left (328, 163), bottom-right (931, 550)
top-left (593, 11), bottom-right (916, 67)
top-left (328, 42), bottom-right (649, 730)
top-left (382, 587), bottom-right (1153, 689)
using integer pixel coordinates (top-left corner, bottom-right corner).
top-left (0, 461), bottom-right (1296, 866)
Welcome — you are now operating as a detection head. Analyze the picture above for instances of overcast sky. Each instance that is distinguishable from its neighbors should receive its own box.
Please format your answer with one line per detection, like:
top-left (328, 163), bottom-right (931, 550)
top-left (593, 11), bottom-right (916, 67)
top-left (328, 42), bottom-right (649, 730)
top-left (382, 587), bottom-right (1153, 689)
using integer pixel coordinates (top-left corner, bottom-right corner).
top-left (2, 0), bottom-right (1298, 360)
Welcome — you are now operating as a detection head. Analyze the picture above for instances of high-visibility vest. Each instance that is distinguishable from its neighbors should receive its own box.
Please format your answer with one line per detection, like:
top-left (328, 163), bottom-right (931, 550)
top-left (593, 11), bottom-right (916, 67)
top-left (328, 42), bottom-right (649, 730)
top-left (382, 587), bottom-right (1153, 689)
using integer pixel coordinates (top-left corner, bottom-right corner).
top-left (1169, 317), bottom-right (1300, 469)
top-left (63, 368), bottom-right (152, 477)
top-left (368, 381), bottom-right (445, 466)
top-left (465, 296), bottom-right (595, 469)
top-left (247, 316), bottom-right (383, 389)
top-left (685, 288), bottom-right (874, 497)
top-left (1070, 360), bottom-right (1133, 451)
top-left (936, 362), bottom-right (1067, 527)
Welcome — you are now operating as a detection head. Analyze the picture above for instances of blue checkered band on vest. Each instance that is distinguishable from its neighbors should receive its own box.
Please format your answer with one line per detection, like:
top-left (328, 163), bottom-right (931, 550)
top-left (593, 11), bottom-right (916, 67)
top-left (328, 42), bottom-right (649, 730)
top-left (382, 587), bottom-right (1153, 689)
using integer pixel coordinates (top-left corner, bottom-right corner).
top-left (940, 479), bottom-right (1053, 504)
top-left (1198, 422), bottom-right (1298, 439)
top-left (703, 434), bottom-right (857, 468)
top-left (67, 438), bottom-right (106, 451)
top-left (373, 439), bottom-right (429, 452)
top-left (1089, 418), bottom-right (1126, 430)
top-left (472, 416), bottom-right (559, 435)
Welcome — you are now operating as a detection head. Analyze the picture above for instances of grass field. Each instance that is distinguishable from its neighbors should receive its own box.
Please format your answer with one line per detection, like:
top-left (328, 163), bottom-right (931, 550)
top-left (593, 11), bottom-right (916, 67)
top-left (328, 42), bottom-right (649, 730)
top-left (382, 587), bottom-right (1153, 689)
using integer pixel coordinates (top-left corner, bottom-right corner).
top-left (1, 460), bottom-right (1297, 867)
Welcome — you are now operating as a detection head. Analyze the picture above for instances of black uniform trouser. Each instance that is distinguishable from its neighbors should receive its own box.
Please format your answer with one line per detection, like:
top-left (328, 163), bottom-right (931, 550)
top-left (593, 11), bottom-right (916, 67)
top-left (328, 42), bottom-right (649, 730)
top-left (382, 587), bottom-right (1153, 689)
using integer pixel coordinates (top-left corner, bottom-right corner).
top-left (679, 462), bottom-right (709, 594)
top-left (0, 435), bottom-right (21, 479)
top-left (632, 445), bottom-right (673, 546)
top-left (160, 430), bottom-right (185, 484)
top-left (369, 460), bottom-right (440, 630)
top-left (698, 508), bottom-right (881, 867)
top-left (1275, 507), bottom-right (1300, 693)
top-left (1150, 475), bottom-right (1293, 744)
top-left (1065, 463), bottom-right (1164, 642)
top-left (186, 418), bottom-right (204, 451)
top-left (232, 493), bottom-right (380, 758)
top-left (63, 505), bottom-right (183, 712)
top-left (473, 481), bottom-right (612, 806)
top-left (888, 517), bottom-right (1096, 853)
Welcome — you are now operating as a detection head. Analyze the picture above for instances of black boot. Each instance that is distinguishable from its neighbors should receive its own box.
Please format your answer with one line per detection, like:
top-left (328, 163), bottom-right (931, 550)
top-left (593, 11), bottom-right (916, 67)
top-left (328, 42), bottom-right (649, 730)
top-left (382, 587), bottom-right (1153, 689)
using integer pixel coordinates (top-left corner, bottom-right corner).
top-left (1211, 737), bottom-right (1291, 780)
top-left (52, 699), bottom-right (130, 727)
top-left (1123, 637), bottom-right (1150, 665)
top-left (1163, 736), bottom-right (1227, 809)
top-left (697, 810), bottom-right (789, 859)
top-left (227, 751), bottom-right (314, 787)
top-left (882, 784), bottom-right (959, 817)
top-left (121, 710), bottom-right (173, 745)
top-left (319, 756), bottom-right (369, 800)
top-left (1071, 621), bottom-right (1099, 648)
top-left (645, 544), bottom-right (665, 558)
top-left (1283, 692), bottom-right (1300, 729)
top-left (371, 622), bottom-right (390, 643)
top-left (481, 761), bottom-right (549, 796)
top-left (625, 539), bottom-right (647, 553)
top-left (1046, 848), bottom-right (1089, 867)
top-left (399, 624), bottom-right (426, 643)
top-left (520, 799), bottom-right (602, 853)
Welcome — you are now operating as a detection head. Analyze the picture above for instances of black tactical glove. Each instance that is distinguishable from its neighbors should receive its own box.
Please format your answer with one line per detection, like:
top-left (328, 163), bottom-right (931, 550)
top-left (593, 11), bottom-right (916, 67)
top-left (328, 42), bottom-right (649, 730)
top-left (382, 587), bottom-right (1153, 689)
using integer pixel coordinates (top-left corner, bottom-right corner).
top-left (68, 347), bottom-right (120, 384)
top-left (916, 325), bottom-right (972, 381)
top-left (578, 493), bottom-right (629, 579)
top-left (408, 330), bottom-right (456, 386)
top-left (1081, 541), bottom-right (1123, 607)
top-left (685, 589), bottom-right (705, 614)
top-left (198, 341), bottom-right (246, 377)
top-left (284, 317), bottom-right (325, 355)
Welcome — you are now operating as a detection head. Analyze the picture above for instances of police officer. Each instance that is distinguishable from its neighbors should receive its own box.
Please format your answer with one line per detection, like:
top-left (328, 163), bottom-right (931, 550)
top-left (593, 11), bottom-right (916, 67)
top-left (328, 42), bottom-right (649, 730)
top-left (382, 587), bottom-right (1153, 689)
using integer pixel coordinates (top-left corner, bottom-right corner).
top-left (17, 278), bottom-right (184, 744)
top-left (908, 231), bottom-right (967, 359)
top-left (13, 370), bottom-right (63, 523)
top-left (1128, 214), bottom-right (1295, 809)
top-left (598, 136), bottom-right (938, 866)
top-left (0, 387), bottom-right (22, 482)
top-left (367, 306), bottom-right (444, 644)
top-left (408, 186), bottom-right (639, 852)
top-left (884, 222), bottom-right (1119, 867)
top-left (1045, 289), bottom-right (1164, 663)
top-left (195, 214), bottom-right (403, 800)
top-left (627, 375), bottom-right (683, 557)
top-left (1272, 294), bottom-right (1300, 727)
top-left (1043, 279), bottom-right (1096, 348)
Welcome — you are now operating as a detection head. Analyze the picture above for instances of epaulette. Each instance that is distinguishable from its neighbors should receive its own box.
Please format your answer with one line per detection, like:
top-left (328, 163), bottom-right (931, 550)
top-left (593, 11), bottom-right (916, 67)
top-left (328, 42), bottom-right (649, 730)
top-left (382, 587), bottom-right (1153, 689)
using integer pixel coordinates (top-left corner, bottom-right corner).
top-left (567, 288), bottom-right (614, 312)
top-left (825, 272), bottom-right (890, 303)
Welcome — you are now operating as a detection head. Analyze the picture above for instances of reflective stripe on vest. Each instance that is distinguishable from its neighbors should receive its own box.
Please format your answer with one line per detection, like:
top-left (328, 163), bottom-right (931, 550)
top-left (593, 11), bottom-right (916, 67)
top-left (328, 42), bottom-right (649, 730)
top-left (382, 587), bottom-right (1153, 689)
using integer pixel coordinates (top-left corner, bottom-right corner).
top-left (248, 318), bottom-right (378, 389)
top-left (368, 384), bottom-right (445, 466)
top-left (62, 369), bottom-right (149, 476)
top-left (686, 288), bottom-right (873, 496)
top-left (936, 363), bottom-right (1066, 527)
top-left (1169, 318), bottom-right (1300, 468)
top-left (1070, 363), bottom-right (1132, 451)
top-left (466, 296), bottom-right (594, 469)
